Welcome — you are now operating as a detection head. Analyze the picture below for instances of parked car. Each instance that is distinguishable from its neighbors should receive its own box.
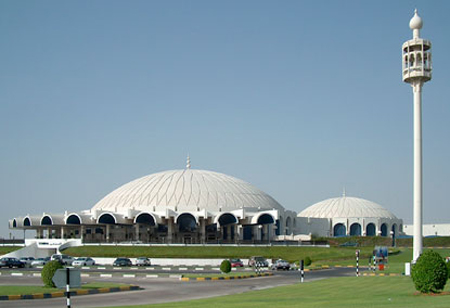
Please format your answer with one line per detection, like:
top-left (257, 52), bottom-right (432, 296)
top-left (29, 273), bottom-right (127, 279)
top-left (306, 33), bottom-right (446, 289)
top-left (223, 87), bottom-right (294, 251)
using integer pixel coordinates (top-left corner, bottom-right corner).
top-left (135, 257), bottom-right (151, 266)
top-left (50, 254), bottom-right (74, 265)
top-left (248, 256), bottom-right (269, 267)
top-left (31, 257), bottom-right (50, 267)
top-left (0, 257), bottom-right (25, 268)
top-left (230, 258), bottom-right (244, 267)
top-left (271, 259), bottom-right (290, 270)
top-left (19, 257), bottom-right (35, 267)
top-left (113, 258), bottom-right (132, 267)
top-left (72, 257), bottom-right (95, 266)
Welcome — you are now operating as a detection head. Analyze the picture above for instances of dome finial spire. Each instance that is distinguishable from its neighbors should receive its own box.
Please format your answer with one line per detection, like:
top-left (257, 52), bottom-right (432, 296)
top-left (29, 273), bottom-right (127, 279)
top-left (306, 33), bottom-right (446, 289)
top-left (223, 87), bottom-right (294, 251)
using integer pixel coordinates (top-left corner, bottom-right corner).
top-left (409, 8), bottom-right (423, 39)
top-left (186, 155), bottom-right (191, 169)
top-left (342, 187), bottom-right (346, 197)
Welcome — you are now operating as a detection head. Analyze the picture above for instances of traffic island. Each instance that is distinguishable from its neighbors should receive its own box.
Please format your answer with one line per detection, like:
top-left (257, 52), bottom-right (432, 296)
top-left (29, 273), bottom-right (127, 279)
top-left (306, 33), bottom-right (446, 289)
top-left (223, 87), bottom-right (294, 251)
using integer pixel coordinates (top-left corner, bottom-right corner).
top-left (180, 272), bottom-right (273, 281)
top-left (0, 285), bottom-right (140, 300)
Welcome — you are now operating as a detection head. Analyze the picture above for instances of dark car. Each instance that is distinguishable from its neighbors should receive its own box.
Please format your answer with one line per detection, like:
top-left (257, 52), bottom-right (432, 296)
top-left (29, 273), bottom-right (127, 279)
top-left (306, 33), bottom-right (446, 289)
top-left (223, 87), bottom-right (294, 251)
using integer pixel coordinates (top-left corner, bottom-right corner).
top-left (0, 257), bottom-right (25, 268)
top-left (230, 258), bottom-right (244, 267)
top-left (113, 258), bottom-right (132, 267)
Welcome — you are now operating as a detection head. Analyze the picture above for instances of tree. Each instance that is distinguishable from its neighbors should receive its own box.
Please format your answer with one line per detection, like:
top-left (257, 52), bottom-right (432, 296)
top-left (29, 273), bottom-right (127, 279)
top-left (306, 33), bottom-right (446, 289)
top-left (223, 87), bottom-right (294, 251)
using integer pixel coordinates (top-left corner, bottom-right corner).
top-left (41, 260), bottom-right (63, 288)
top-left (220, 259), bottom-right (231, 274)
top-left (411, 250), bottom-right (448, 293)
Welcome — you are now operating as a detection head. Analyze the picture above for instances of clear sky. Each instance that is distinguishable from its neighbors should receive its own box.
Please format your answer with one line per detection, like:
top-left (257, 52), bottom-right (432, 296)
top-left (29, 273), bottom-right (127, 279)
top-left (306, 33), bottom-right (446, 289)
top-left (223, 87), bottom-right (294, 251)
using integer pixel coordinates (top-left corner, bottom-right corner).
top-left (1, 0), bottom-right (449, 239)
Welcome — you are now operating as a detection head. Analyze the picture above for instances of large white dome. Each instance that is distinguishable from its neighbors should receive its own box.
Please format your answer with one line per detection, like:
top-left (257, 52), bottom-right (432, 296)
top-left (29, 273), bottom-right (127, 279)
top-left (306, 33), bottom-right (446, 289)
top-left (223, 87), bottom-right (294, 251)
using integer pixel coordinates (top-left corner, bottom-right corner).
top-left (92, 169), bottom-right (284, 212)
top-left (298, 196), bottom-right (398, 219)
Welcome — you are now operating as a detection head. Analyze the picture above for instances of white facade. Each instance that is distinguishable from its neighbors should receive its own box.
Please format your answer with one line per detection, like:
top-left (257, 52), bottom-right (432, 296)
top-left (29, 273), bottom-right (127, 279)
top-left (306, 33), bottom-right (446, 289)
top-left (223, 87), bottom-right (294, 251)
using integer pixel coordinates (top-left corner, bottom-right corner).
top-left (9, 158), bottom-right (409, 242)
top-left (297, 196), bottom-right (403, 238)
top-left (9, 164), bottom-right (298, 244)
top-left (404, 224), bottom-right (450, 237)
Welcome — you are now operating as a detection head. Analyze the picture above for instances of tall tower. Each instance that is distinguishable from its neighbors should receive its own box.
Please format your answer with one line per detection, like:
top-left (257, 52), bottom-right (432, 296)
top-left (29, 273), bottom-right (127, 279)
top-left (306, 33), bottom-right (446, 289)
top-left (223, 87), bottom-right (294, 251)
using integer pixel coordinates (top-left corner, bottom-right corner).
top-left (402, 9), bottom-right (432, 262)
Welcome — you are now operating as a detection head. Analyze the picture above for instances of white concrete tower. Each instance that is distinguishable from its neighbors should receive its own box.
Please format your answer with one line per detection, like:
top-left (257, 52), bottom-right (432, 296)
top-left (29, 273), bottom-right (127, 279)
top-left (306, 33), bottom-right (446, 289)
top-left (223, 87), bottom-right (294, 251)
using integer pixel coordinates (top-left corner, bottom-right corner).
top-left (402, 9), bottom-right (432, 262)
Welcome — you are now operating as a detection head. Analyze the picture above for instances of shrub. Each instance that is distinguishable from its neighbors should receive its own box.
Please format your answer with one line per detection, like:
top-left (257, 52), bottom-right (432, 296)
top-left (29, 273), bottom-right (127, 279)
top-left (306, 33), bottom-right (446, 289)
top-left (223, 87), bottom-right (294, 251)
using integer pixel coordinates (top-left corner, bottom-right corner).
top-left (447, 260), bottom-right (450, 280)
top-left (304, 256), bottom-right (312, 267)
top-left (220, 259), bottom-right (231, 274)
top-left (411, 250), bottom-right (448, 293)
top-left (42, 260), bottom-right (63, 288)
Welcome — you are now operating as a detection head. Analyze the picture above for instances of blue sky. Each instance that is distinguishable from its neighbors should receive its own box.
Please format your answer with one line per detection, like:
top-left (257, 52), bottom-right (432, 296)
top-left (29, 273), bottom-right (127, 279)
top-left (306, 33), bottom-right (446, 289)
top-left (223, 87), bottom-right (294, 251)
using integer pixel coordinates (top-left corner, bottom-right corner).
top-left (1, 1), bottom-right (449, 239)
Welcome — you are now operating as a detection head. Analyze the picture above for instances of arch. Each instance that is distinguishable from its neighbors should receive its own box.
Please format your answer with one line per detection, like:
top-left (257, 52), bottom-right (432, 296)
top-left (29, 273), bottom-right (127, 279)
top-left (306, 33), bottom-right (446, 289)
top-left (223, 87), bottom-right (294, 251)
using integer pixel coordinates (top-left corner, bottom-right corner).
top-left (391, 224), bottom-right (397, 237)
top-left (409, 54), bottom-right (415, 66)
top-left (24, 217), bottom-right (31, 227)
top-left (41, 216), bottom-right (53, 226)
top-left (285, 217), bottom-right (292, 235)
top-left (177, 213), bottom-right (197, 232)
top-left (98, 213), bottom-right (116, 224)
top-left (349, 223), bottom-right (361, 236)
top-left (175, 212), bottom-right (199, 225)
top-left (380, 223), bottom-right (388, 237)
top-left (333, 223), bottom-right (346, 237)
top-left (12, 219), bottom-right (17, 228)
top-left (217, 213), bottom-right (238, 226)
top-left (135, 213), bottom-right (156, 226)
top-left (366, 223), bottom-right (376, 236)
top-left (275, 219), bottom-right (281, 236)
top-left (416, 53), bottom-right (423, 65)
top-left (257, 213), bottom-right (275, 225)
top-left (66, 214), bottom-right (81, 225)
top-left (399, 224), bottom-right (403, 233)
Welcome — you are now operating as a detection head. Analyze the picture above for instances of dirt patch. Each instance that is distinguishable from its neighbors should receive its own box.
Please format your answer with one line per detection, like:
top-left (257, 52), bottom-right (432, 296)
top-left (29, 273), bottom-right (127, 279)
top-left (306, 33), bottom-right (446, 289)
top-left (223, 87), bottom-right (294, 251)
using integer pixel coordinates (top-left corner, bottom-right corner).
top-left (413, 291), bottom-right (450, 296)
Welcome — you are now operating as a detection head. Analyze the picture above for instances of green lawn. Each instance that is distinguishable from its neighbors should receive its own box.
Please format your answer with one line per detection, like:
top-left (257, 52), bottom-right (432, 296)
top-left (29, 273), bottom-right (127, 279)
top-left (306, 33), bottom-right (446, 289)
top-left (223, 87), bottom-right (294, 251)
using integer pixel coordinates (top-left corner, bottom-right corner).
top-left (0, 246), bottom-right (22, 255)
top-left (65, 245), bottom-right (380, 264)
top-left (103, 276), bottom-right (450, 308)
top-left (0, 282), bottom-right (128, 296)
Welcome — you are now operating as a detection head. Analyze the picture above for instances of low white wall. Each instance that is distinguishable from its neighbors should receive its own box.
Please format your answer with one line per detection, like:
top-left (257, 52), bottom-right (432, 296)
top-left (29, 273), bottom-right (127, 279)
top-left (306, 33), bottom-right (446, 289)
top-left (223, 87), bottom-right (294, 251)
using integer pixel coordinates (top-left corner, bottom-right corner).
top-left (404, 223), bottom-right (450, 237)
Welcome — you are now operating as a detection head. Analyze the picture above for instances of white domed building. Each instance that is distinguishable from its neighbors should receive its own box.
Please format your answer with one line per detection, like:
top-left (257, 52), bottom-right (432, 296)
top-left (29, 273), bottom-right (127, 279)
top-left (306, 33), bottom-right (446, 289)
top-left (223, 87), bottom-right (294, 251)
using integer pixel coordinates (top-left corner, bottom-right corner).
top-left (297, 194), bottom-right (403, 238)
top-left (9, 160), bottom-right (297, 244)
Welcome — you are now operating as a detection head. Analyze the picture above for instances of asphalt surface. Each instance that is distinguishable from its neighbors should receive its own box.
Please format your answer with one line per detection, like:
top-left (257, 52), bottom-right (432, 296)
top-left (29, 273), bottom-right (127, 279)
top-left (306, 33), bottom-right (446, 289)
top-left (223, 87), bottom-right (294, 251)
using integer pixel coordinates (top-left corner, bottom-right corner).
top-left (0, 267), bottom-right (357, 308)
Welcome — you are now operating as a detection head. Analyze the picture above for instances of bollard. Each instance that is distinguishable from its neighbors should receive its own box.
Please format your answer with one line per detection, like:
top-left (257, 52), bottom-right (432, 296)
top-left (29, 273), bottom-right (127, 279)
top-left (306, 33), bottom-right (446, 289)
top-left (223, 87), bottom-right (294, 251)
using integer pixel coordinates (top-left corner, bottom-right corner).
top-left (356, 250), bottom-right (360, 277)
top-left (300, 260), bottom-right (304, 283)
top-left (66, 267), bottom-right (71, 308)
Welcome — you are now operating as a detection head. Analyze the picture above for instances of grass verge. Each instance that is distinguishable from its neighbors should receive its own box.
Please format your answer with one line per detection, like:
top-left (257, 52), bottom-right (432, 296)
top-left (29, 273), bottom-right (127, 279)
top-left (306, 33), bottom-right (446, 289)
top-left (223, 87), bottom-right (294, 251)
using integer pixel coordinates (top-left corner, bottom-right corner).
top-left (0, 282), bottom-right (129, 296)
top-left (65, 245), bottom-right (378, 264)
top-left (101, 276), bottom-right (450, 308)
top-left (0, 246), bottom-right (22, 255)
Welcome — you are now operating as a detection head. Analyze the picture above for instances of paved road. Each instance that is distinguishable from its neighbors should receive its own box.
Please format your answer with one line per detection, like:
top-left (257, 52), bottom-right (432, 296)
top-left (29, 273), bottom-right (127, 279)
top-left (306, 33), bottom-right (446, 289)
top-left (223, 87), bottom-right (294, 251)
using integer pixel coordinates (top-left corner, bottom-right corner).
top-left (0, 267), bottom-right (356, 308)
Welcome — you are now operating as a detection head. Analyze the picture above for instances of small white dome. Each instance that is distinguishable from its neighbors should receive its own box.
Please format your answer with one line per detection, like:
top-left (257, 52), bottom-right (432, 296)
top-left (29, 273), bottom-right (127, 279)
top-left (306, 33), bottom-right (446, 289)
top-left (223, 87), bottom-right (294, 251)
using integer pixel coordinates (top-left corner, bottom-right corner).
top-left (92, 169), bottom-right (284, 212)
top-left (409, 9), bottom-right (423, 30)
top-left (298, 196), bottom-right (398, 219)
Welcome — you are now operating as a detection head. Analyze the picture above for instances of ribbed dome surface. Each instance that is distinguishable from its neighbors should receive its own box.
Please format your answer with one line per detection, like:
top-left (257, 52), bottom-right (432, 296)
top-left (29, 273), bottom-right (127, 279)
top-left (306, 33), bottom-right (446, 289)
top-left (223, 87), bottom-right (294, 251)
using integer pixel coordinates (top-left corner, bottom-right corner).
top-left (92, 169), bottom-right (284, 212)
top-left (298, 196), bottom-right (397, 219)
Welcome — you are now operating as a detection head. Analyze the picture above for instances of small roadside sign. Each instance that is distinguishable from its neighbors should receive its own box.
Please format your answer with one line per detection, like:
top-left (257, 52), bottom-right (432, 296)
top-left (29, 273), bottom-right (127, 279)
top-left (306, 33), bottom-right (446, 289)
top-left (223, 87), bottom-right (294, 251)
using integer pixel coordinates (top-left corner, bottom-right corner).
top-left (52, 268), bottom-right (81, 289)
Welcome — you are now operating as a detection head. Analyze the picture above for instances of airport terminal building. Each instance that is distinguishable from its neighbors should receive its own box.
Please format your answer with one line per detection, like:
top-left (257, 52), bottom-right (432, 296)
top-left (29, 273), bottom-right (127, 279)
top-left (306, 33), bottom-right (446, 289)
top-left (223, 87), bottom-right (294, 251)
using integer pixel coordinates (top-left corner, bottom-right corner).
top-left (8, 161), bottom-right (403, 243)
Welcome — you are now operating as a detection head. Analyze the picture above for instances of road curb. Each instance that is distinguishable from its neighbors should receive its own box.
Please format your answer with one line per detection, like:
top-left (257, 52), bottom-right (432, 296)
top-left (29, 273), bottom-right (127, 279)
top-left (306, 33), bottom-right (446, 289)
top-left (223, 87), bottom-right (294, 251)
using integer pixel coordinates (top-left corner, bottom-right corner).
top-left (180, 272), bottom-right (273, 281)
top-left (0, 285), bottom-right (140, 301)
top-left (362, 273), bottom-right (401, 277)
